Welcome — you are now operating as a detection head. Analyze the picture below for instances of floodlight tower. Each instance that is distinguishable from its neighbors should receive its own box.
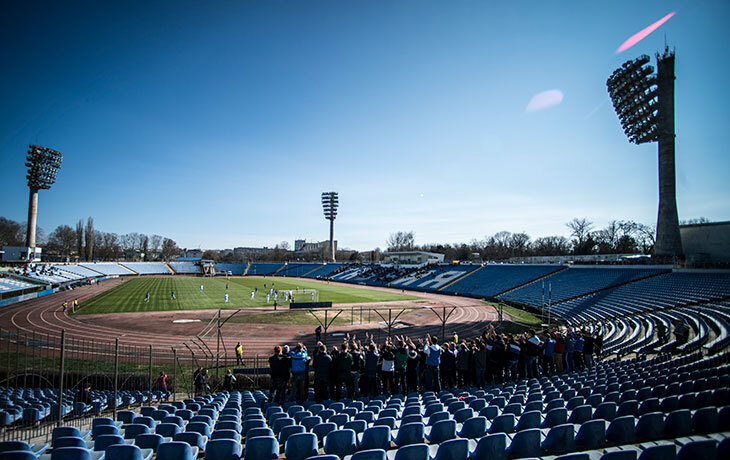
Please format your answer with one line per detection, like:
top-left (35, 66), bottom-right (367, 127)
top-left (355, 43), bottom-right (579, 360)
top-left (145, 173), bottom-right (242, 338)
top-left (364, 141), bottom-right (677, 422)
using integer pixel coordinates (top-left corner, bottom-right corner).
top-left (321, 192), bottom-right (339, 262)
top-left (607, 48), bottom-right (682, 260)
top-left (25, 145), bottom-right (63, 250)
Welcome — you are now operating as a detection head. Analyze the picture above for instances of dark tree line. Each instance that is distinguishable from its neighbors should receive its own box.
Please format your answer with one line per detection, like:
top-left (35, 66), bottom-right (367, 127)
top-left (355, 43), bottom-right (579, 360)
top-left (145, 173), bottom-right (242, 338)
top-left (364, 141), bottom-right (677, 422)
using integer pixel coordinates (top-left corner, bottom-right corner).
top-left (0, 216), bottom-right (180, 262)
top-left (387, 217), bottom-right (669, 262)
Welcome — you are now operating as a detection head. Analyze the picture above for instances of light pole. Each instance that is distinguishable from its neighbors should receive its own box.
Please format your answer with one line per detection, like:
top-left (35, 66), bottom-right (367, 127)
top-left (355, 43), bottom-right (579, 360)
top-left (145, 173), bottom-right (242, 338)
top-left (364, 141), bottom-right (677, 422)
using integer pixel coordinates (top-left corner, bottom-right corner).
top-left (607, 48), bottom-right (682, 260)
top-left (24, 145), bottom-right (63, 257)
top-left (321, 192), bottom-right (339, 262)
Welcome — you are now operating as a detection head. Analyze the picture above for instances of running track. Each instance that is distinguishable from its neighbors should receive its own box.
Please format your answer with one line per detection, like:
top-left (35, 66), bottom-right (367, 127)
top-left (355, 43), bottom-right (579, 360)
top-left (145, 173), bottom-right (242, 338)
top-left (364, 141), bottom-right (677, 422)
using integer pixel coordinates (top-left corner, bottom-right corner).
top-left (0, 277), bottom-right (498, 355)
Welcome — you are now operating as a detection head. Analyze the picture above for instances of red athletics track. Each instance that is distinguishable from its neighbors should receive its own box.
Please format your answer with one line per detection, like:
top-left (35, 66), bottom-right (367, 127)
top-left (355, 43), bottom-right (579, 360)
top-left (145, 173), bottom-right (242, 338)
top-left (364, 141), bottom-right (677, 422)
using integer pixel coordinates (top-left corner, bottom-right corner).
top-left (0, 277), bottom-right (499, 355)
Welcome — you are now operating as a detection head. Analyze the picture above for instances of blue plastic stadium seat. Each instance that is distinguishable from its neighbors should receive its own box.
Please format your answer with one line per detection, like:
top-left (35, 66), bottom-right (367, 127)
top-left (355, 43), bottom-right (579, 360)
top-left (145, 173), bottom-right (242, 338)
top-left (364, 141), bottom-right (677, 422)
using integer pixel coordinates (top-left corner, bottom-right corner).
top-left (691, 407), bottom-right (718, 434)
top-left (506, 428), bottom-right (541, 459)
top-left (432, 439), bottom-right (469, 460)
top-left (635, 412), bottom-right (664, 441)
top-left (392, 423), bottom-right (424, 448)
top-left (575, 419), bottom-right (606, 450)
top-left (638, 443), bottom-right (676, 460)
top-left (541, 423), bottom-right (575, 455)
top-left (488, 414), bottom-right (515, 434)
top-left (156, 441), bottom-right (198, 460)
top-left (45, 446), bottom-right (96, 460)
top-left (428, 411), bottom-right (450, 426)
top-left (203, 438), bottom-right (242, 460)
top-left (123, 424), bottom-right (150, 440)
top-left (324, 429), bottom-right (357, 458)
top-left (426, 420), bottom-right (456, 444)
top-left (93, 434), bottom-right (126, 452)
top-left (469, 433), bottom-right (507, 460)
top-left (541, 408), bottom-right (568, 429)
top-left (392, 443), bottom-right (429, 460)
top-left (606, 416), bottom-right (635, 445)
top-left (515, 411), bottom-right (540, 431)
top-left (359, 426), bottom-right (391, 451)
top-left (601, 451), bottom-right (637, 460)
top-left (211, 429), bottom-right (241, 442)
top-left (663, 409), bottom-right (691, 438)
top-left (52, 427), bottom-right (90, 446)
top-left (243, 436), bottom-right (278, 460)
top-left (350, 449), bottom-right (386, 460)
top-left (173, 432), bottom-right (207, 452)
top-left (345, 420), bottom-right (367, 434)
top-left (458, 416), bottom-right (487, 439)
top-left (105, 444), bottom-right (153, 460)
top-left (0, 451), bottom-right (37, 460)
top-left (285, 432), bottom-right (318, 460)
top-left (677, 440), bottom-right (717, 460)
top-left (248, 428), bottom-right (274, 439)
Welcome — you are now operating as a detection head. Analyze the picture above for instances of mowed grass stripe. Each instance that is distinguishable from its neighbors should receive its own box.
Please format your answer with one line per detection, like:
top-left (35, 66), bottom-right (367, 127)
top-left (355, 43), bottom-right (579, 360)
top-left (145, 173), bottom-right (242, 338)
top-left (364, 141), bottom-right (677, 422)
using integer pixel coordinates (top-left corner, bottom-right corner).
top-left (76, 277), bottom-right (420, 315)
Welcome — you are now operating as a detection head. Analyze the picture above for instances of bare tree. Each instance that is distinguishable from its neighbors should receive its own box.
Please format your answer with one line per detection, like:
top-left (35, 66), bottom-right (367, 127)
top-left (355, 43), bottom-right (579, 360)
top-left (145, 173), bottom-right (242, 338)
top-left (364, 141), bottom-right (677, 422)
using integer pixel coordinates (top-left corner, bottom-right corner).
top-left (84, 217), bottom-right (95, 261)
top-left (509, 232), bottom-right (531, 257)
top-left (0, 217), bottom-right (24, 247)
top-left (47, 225), bottom-right (77, 257)
top-left (141, 235), bottom-right (149, 260)
top-left (150, 234), bottom-right (162, 251)
top-left (386, 231), bottom-right (415, 251)
top-left (160, 238), bottom-right (180, 261)
top-left (567, 218), bottom-right (594, 254)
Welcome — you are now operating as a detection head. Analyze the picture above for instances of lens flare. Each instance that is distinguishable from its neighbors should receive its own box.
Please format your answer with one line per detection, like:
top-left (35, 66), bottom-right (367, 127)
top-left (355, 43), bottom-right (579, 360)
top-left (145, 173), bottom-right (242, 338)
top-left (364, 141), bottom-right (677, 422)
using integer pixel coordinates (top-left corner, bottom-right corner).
top-left (525, 90), bottom-right (563, 113)
top-left (616, 11), bottom-right (676, 53)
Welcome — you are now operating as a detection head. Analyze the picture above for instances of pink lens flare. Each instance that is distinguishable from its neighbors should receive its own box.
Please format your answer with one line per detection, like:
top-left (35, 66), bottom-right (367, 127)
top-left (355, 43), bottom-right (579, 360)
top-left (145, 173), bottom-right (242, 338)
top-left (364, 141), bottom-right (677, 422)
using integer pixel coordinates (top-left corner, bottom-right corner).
top-left (525, 90), bottom-right (563, 113)
top-left (616, 11), bottom-right (676, 53)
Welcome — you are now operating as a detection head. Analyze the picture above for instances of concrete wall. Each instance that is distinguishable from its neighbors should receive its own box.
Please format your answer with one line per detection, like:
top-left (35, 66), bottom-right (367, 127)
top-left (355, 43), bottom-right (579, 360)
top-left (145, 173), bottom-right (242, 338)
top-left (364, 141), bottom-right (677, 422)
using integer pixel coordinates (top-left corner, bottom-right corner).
top-left (680, 221), bottom-right (730, 262)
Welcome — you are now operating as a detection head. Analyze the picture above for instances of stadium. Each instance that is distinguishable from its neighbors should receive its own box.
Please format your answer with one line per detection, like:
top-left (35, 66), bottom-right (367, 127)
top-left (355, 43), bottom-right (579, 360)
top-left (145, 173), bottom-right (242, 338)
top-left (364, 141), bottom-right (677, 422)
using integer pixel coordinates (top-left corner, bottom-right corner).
top-left (0, 2), bottom-right (728, 460)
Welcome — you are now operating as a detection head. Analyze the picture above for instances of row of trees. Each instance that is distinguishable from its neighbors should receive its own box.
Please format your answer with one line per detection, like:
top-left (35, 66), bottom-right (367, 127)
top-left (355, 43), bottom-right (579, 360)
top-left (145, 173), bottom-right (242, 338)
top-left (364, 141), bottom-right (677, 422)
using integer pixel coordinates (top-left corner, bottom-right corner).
top-left (0, 216), bottom-right (181, 262)
top-left (386, 218), bottom-right (666, 262)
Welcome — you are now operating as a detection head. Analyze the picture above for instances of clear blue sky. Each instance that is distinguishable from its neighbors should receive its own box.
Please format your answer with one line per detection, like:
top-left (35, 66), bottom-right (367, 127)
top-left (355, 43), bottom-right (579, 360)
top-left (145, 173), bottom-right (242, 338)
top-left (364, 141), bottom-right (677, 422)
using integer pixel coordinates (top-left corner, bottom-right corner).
top-left (1, 0), bottom-right (728, 251)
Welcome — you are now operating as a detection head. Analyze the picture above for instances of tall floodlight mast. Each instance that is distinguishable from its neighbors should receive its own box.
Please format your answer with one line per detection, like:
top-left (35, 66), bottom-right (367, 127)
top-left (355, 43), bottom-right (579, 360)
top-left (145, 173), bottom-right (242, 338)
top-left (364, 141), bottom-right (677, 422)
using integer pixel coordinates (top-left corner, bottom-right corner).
top-left (607, 48), bottom-right (682, 260)
top-left (25, 145), bottom-right (63, 250)
top-left (321, 192), bottom-right (339, 262)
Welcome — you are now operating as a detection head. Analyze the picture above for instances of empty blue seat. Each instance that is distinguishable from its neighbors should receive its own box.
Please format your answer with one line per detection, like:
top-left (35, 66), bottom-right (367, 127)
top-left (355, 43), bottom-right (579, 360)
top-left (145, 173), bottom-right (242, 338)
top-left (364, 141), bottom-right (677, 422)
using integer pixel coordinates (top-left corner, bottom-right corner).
top-left (313, 422), bottom-right (338, 442)
top-left (92, 425), bottom-right (119, 439)
top-left (279, 424), bottom-right (306, 445)
top-left (391, 444), bottom-right (429, 460)
top-left (162, 416), bottom-right (185, 427)
top-left (359, 426), bottom-right (391, 451)
top-left (541, 424), bottom-right (575, 455)
top-left (458, 416), bottom-right (487, 439)
top-left (173, 432), bottom-right (207, 452)
top-left (488, 414), bottom-right (515, 434)
top-left (272, 418), bottom-right (295, 435)
top-left (0, 451), bottom-right (36, 460)
top-left (50, 437), bottom-right (87, 449)
top-left (568, 405), bottom-right (592, 425)
top-left (105, 444), bottom-right (152, 460)
top-left (542, 408), bottom-right (567, 429)
top-left (637, 443), bottom-right (676, 460)
top-left (664, 409), bottom-right (691, 438)
top-left (515, 411), bottom-right (540, 431)
top-left (211, 430), bottom-right (241, 442)
top-left (575, 419), bottom-right (606, 450)
top-left (285, 433), bottom-right (318, 460)
top-left (691, 407), bottom-right (718, 434)
top-left (324, 429), bottom-right (357, 458)
top-left (479, 406), bottom-right (498, 420)
top-left (204, 438), bottom-right (242, 460)
top-left (677, 440), bottom-right (717, 460)
top-left (433, 438), bottom-right (469, 460)
top-left (635, 412), bottom-right (664, 441)
top-left (469, 434), bottom-right (507, 460)
top-left (393, 423), bottom-right (424, 448)
top-left (244, 436), bottom-right (279, 460)
top-left (155, 423), bottom-right (180, 439)
top-left (350, 449), bottom-right (386, 460)
top-left (46, 447), bottom-right (96, 460)
top-left (52, 427), bottom-right (90, 446)
top-left (428, 411), bottom-right (450, 426)
top-left (135, 434), bottom-right (165, 452)
top-left (302, 416), bottom-right (323, 431)
top-left (426, 420), bottom-right (456, 444)
top-left (345, 420), bottom-right (367, 434)
top-left (93, 434), bottom-right (126, 452)
top-left (506, 429), bottom-right (541, 459)
top-left (594, 402), bottom-right (617, 421)
top-left (606, 416), bottom-right (635, 445)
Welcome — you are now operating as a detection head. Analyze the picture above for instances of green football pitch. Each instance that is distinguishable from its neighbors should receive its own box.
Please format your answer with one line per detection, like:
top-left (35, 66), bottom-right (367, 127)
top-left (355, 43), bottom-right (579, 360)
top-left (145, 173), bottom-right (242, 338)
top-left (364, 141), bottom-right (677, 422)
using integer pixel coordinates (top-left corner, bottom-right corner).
top-left (74, 277), bottom-right (421, 315)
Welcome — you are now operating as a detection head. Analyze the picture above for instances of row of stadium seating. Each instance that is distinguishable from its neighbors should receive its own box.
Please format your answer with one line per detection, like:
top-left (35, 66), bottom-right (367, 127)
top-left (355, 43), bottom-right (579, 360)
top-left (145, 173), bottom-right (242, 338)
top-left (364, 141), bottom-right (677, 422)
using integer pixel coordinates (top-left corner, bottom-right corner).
top-left (17, 351), bottom-right (727, 460)
top-left (0, 278), bottom-right (36, 293)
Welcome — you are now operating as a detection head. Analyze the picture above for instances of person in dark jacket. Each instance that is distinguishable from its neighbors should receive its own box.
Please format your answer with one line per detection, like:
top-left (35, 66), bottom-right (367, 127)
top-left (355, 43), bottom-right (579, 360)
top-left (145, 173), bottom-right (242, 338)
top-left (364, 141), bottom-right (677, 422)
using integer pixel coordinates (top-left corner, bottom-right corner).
top-left (269, 345), bottom-right (290, 404)
top-left (335, 343), bottom-right (354, 400)
top-left (364, 343), bottom-right (380, 396)
top-left (313, 344), bottom-right (332, 402)
top-left (456, 344), bottom-right (470, 387)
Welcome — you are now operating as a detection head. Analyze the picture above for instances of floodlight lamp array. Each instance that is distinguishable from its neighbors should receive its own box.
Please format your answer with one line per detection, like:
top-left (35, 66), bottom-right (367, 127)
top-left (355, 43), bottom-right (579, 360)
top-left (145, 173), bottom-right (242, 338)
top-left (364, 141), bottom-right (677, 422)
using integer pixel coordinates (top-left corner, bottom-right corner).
top-left (606, 55), bottom-right (659, 144)
top-left (25, 144), bottom-right (63, 190)
top-left (322, 191), bottom-right (339, 221)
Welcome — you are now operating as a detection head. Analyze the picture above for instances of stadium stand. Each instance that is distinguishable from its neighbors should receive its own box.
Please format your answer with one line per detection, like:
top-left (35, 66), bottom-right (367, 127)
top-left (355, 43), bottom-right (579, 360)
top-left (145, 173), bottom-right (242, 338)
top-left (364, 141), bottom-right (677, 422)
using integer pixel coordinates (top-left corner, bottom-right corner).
top-left (120, 263), bottom-right (172, 275)
top-left (549, 270), bottom-right (730, 324)
top-left (501, 266), bottom-right (672, 307)
top-left (79, 263), bottom-right (132, 276)
top-left (12, 265), bottom-right (85, 284)
top-left (247, 263), bottom-right (285, 276)
top-left (443, 264), bottom-right (564, 298)
top-left (390, 264), bottom-right (480, 291)
top-left (168, 262), bottom-right (201, 275)
top-left (58, 264), bottom-right (105, 278)
top-left (276, 263), bottom-right (325, 277)
top-left (11, 350), bottom-right (727, 460)
top-left (214, 263), bottom-right (247, 275)
top-left (303, 263), bottom-right (345, 279)
top-left (0, 278), bottom-right (36, 293)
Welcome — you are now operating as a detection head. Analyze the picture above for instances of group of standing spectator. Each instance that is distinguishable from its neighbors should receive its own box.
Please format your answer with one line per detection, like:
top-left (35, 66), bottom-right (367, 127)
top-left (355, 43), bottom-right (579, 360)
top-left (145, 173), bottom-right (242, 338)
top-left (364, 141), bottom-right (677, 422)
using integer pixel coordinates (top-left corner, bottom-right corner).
top-left (265, 324), bottom-right (603, 403)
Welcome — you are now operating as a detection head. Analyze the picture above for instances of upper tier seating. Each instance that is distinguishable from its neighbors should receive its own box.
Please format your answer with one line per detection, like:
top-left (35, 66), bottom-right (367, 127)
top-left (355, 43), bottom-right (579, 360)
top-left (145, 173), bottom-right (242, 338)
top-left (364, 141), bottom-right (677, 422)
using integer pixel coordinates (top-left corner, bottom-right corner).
top-left (168, 263), bottom-right (201, 275)
top-left (0, 278), bottom-right (36, 293)
top-left (214, 264), bottom-right (246, 275)
top-left (502, 267), bottom-right (671, 307)
top-left (390, 265), bottom-right (480, 291)
top-left (79, 263), bottom-right (133, 276)
top-left (443, 265), bottom-right (563, 298)
top-left (120, 263), bottom-right (172, 275)
top-left (549, 271), bottom-right (730, 324)
top-left (304, 263), bottom-right (345, 279)
top-left (277, 264), bottom-right (325, 277)
top-left (247, 263), bottom-right (285, 276)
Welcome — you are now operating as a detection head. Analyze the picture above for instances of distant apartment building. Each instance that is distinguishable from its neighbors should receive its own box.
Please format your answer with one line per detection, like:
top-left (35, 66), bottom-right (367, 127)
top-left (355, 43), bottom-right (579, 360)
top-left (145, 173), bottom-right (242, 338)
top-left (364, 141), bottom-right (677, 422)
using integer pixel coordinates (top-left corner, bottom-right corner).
top-left (294, 239), bottom-right (337, 253)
